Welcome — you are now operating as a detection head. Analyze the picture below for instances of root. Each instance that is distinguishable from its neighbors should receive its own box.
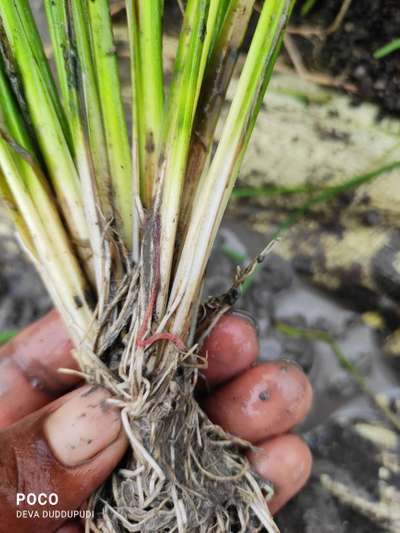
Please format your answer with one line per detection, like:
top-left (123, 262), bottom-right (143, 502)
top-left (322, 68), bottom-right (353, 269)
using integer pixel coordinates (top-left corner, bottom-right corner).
top-left (73, 267), bottom-right (277, 532)
top-left (282, 34), bottom-right (357, 93)
top-left (282, 0), bottom-right (356, 94)
top-left (287, 0), bottom-right (353, 38)
top-left (94, 391), bottom-right (276, 532)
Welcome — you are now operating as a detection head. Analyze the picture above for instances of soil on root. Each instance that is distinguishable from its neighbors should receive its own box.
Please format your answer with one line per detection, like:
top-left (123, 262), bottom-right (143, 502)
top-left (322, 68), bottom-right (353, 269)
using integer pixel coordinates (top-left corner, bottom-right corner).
top-left (79, 334), bottom-right (276, 531)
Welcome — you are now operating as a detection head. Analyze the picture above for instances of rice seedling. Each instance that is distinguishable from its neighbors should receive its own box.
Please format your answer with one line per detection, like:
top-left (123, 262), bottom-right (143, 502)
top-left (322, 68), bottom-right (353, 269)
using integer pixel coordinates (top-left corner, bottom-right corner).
top-left (0, 1), bottom-right (294, 530)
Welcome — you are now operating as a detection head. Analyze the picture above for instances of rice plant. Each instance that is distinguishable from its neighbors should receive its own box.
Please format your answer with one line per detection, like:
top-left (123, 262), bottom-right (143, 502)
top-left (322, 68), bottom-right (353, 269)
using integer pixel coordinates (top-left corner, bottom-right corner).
top-left (0, 1), bottom-right (294, 531)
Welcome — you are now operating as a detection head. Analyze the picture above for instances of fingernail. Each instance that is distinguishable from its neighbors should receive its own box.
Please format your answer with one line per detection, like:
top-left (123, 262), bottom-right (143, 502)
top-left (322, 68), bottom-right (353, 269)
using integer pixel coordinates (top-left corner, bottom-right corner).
top-left (44, 386), bottom-right (122, 467)
top-left (230, 309), bottom-right (259, 333)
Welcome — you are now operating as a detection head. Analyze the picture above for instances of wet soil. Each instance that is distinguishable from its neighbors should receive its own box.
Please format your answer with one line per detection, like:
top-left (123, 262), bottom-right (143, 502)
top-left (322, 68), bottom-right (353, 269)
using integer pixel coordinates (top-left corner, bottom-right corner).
top-left (276, 420), bottom-right (390, 533)
top-left (209, 225), bottom-right (400, 533)
top-left (293, 0), bottom-right (400, 115)
top-left (0, 221), bottom-right (50, 330)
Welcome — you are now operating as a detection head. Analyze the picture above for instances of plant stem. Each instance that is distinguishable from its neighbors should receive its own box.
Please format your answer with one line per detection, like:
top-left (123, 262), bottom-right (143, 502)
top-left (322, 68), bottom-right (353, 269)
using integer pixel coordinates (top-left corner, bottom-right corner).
top-left (87, 0), bottom-right (133, 250)
top-left (45, 0), bottom-right (114, 227)
top-left (0, 50), bottom-right (93, 344)
top-left (179, 0), bottom-right (256, 239)
top-left (153, 0), bottom-right (211, 316)
top-left (169, 0), bottom-right (294, 334)
top-left (128, 1), bottom-right (164, 208)
top-left (3, 0), bottom-right (71, 144)
top-left (0, 173), bottom-right (35, 255)
top-left (43, 0), bottom-right (71, 115)
top-left (0, 140), bottom-right (93, 346)
top-left (44, 0), bottom-right (112, 292)
top-left (0, 1), bottom-right (93, 276)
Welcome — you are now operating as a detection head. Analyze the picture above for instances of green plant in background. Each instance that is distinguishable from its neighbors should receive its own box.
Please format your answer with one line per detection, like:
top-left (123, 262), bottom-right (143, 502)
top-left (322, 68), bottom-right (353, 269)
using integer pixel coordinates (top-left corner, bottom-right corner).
top-left (0, 329), bottom-right (17, 344)
top-left (374, 38), bottom-right (400, 59)
top-left (233, 160), bottom-right (400, 201)
top-left (276, 321), bottom-right (400, 432)
top-left (0, 1), bottom-right (294, 531)
top-left (226, 160), bottom-right (400, 294)
top-left (300, 0), bottom-right (319, 16)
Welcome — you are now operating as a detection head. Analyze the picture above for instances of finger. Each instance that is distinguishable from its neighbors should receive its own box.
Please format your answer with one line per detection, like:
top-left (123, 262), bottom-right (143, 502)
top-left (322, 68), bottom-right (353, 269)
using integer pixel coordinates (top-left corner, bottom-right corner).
top-left (0, 310), bottom-right (78, 428)
top-left (247, 434), bottom-right (312, 514)
top-left (0, 385), bottom-right (127, 533)
top-left (202, 361), bottom-right (313, 443)
top-left (199, 312), bottom-right (259, 387)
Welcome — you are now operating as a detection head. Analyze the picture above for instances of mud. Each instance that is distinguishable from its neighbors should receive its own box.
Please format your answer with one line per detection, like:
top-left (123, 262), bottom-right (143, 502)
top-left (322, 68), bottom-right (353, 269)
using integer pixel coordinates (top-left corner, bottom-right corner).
top-left (207, 223), bottom-right (400, 532)
top-left (276, 419), bottom-right (393, 533)
top-left (293, 0), bottom-right (400, 115)
top-left (0, 219), bottom-right (50, 331)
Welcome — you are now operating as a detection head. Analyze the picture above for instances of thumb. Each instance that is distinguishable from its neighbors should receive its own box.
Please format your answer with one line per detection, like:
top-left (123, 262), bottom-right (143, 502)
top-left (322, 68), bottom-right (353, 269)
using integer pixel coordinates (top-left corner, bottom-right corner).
top-left (0, 385), bottom-right (127, 533)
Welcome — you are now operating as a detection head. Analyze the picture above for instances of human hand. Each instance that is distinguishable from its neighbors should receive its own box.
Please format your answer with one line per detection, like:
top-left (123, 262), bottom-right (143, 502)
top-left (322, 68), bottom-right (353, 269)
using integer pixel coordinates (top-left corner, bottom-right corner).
top-left (0, 310), bottom-right (312, 532)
